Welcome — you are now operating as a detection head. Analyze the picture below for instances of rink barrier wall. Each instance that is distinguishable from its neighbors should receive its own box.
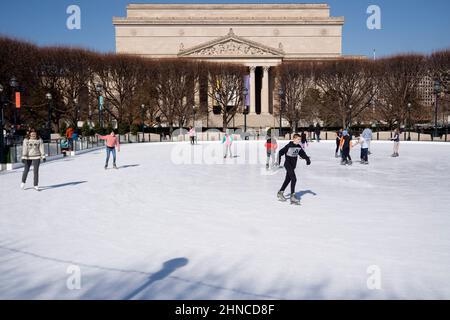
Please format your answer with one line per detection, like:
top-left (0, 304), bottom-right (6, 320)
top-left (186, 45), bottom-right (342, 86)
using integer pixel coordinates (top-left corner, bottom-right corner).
top-left (2, 131), bottom-right (448, 171)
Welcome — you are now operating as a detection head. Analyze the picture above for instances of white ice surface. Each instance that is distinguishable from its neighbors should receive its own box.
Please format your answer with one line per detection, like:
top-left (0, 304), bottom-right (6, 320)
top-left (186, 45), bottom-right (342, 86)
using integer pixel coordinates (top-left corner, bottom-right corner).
top-left (1, 140), bottom-right (450, 299)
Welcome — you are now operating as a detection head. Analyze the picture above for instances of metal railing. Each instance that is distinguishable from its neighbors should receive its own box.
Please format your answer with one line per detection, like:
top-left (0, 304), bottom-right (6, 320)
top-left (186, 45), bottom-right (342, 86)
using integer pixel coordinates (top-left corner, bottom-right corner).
top-left (6, 136), bottom-right (106, 164)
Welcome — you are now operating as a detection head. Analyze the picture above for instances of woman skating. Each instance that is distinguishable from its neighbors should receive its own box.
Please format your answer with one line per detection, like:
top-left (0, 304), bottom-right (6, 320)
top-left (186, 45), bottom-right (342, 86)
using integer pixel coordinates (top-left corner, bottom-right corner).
top-left (391, 128), bottom-right (400, 157)
top-left (21, 129), bottom-right (46, 191)
top-left (97, 131), bottom-right (120, 169)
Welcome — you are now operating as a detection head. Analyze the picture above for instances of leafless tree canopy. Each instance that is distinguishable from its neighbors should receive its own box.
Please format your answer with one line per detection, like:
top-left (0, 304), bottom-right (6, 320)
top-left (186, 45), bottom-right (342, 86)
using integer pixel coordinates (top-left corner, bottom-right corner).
top-left (0, 36), bottom-right (449, 133)
top-left (206, 63), bottom-right (246, 130)
top-left (275, 62), bottom-right (315, 131)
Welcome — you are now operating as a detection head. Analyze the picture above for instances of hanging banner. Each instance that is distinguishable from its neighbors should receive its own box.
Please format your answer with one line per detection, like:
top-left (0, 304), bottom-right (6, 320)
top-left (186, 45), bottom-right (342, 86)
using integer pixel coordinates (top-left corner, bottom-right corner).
top-left (99, 96), bottom-right (104, 110)
top-left (244, 75), bottom-right (250, 107)
top-left (15, 92), bottom-right (21, 109)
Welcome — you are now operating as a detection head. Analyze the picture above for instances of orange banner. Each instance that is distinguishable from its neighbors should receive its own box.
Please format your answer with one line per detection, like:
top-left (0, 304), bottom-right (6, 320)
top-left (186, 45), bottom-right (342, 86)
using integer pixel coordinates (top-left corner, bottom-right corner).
top-left (15, 92), bottom-right (21, 109)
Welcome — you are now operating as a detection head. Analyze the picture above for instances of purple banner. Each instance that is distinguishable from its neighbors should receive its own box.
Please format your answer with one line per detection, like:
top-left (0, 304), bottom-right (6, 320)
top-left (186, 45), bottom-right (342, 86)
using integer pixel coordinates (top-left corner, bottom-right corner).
top-left (244, 75), bottom-right (250, 107)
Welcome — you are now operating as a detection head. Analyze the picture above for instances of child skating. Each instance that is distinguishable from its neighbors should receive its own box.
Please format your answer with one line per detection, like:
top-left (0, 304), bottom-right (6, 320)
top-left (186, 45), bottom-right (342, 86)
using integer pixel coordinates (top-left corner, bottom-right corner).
top-left (222, 132), bottom-right (233, 158)
top-left (353, 132), bottom-right (369, 164)
top-left (391, 128), bottom-right (400, 157)
top-left (335, 129), bottom-right (343, 158)
top-left (277, 133), bottom-right (311, 205)
top-left (339, 130), bottom-right (352, 165)
top-left (96, 131), bottom-right (120, 169)
top-left (264, 136), bottom-right (278, 169)
top-left (300, 131), bottom-right (309, 149)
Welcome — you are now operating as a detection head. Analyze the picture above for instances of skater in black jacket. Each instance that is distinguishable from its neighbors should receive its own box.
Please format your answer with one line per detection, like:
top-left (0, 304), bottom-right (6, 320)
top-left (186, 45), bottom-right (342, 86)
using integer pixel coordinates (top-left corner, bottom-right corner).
top-left (277, 134), bottom-right (311, 204)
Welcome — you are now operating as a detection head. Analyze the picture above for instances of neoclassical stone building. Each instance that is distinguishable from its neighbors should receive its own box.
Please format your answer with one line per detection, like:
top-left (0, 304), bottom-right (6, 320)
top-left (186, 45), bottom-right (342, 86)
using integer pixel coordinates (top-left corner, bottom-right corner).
top-left (113, 3), bottom-right (345, 128)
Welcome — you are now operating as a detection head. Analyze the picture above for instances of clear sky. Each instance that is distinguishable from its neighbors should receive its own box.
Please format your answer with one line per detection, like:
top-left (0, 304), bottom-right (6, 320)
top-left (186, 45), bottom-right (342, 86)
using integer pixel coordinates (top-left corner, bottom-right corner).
top-left (0, 0), bottom-right (449, 57)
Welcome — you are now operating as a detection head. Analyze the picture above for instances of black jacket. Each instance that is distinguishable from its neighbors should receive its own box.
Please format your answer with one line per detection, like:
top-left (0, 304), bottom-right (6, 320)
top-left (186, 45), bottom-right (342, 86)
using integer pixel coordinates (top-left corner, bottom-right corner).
top-left (278, 142), bottom-right (311, 169)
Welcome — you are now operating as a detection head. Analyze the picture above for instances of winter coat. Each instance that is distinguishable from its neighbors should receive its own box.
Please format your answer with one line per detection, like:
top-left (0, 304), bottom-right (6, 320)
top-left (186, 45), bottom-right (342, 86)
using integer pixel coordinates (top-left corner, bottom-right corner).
top-left (99, 135), bottom-right (120, 151)
top-left (265, 138), bottom-right (278, 151)
top-left (278, 141), bottom-right (310, 169)
top-left (362, 128), bottom-right (373, 140)
top-left (222, 135), bottom-right (233, 145)
top-left (22, 138), bottom-right (45, 160)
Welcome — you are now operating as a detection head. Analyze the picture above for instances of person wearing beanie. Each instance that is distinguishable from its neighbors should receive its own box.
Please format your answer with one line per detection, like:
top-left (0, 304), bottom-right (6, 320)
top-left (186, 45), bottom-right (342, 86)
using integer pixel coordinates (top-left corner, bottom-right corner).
top-left (339, 130), bottom-right (353, 165)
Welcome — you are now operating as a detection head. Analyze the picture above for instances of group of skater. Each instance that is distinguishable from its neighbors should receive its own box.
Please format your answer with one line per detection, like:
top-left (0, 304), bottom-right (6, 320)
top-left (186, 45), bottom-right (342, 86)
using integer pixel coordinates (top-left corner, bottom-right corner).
top-left (18, 125), bottom-right (402, 198)
top-left (19, 129), bottom-right (120, 191)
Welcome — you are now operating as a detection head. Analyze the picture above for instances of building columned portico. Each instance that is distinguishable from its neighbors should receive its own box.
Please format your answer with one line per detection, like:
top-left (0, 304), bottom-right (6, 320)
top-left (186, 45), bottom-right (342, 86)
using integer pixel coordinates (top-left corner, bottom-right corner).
top-left (113, 3), bottom-right (345, 128)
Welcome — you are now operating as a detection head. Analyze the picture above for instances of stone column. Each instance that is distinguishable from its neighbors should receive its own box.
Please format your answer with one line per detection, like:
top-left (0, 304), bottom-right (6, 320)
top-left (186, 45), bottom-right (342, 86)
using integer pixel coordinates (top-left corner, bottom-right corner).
top-left (249, 66), bottom-right (256, 115)
top-left (261, 66), bottom-right (270, 114)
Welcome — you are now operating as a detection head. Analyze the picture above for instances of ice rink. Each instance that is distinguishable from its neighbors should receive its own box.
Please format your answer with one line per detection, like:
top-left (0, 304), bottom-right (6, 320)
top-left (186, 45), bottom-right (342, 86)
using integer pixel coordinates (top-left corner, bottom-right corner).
top-left (1, 140), bottom-right (450, 299)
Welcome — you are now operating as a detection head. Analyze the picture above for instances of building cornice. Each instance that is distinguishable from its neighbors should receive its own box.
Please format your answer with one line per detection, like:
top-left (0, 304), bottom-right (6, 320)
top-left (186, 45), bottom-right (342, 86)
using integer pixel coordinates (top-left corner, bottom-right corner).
top-left (126, 3), bottom-right (331, 10)
top-left (113, 17), bottom-right (345, 26)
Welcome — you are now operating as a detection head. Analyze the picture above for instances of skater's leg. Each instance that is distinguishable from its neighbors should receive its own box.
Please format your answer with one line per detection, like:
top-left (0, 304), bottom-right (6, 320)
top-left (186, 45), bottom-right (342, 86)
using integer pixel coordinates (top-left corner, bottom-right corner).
top-left (361, 148), bottom-right (368, 162)
top-left (105, 147), bottom-right (111, 166)
top-left (280, 171), bottom-right (291, 192)
top-left (22, 160), bottom-right (32, 183)
top-left (394, 142), bottom-right (400, 155)
top-left (112, 148), bottom-right (117, 166)
top-left (32, 159), bottom-right (40, 187)
top-left (289, 171), bottom-right (297, 195)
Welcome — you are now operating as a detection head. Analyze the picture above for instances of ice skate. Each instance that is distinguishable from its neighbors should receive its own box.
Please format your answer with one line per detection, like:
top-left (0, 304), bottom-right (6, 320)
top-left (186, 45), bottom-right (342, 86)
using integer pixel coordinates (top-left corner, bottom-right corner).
top-left (113, 164), bottom-right (118, 169)
top-left (104, 165), bottom-right (108, 170)
top-left (266, 163), bottom-right (270, 170)
top-left (34, 186), bottom-right (41, 192)
top-left (348, 160), bottom-right (353, 165)
top-left (290, 194), bottom-right (300, 205)
top-left (20, 183), bottom-right (25, 190)
top-left (277, 191), bottom-right (287, 202)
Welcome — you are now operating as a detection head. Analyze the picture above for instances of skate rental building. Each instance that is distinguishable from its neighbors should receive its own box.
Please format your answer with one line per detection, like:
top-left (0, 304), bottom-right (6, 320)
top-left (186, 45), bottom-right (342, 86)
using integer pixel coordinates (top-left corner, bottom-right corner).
top-left (113, 3), bottom-right (346, 129)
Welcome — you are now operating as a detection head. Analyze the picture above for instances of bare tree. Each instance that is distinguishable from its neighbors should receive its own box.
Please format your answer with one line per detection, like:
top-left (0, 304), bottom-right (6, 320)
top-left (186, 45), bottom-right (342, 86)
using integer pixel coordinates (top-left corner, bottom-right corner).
top-left (151, 59), bottom-right (201, 136)
top-left (207, 63), bottom-right (246, 130)
top-left (93, 53), bottom-right (146, 129)
top-left (315, 59), bottom-right (377, 128)
top-left (375, 54), bottom-right (427, 128)
top-left (275, 62), bottom-right (315, 132)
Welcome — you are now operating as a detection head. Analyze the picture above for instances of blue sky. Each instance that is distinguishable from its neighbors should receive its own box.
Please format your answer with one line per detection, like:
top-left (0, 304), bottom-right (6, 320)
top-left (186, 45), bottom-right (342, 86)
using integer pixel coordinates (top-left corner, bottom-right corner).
top-left (0, 0), bottom-right (449, 57)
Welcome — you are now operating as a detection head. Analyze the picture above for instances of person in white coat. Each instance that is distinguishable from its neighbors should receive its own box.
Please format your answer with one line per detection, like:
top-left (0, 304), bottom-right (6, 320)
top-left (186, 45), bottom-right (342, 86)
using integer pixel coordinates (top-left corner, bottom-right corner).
top-left (353, 132), bottom-right (370, 164)
top-left (21, 129), bottom-right (46, 190)
top-left (362, 127), bottom-right (373, 155)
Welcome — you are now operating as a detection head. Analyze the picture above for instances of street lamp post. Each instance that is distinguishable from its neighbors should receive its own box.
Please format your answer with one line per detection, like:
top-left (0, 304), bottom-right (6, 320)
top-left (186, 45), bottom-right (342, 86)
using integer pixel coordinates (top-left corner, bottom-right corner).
top-left (141, 104), bottom-right (145, 142)
top-left (434, 80), bottom-right (441, 138)
top-left (192, 105), bottom-right (197, 127)
top-left (45, 93), bottom-right (52, 136)
top-left (0, 84), bottom-right (5, 164)
top-left (243, 87), bottom-right (248, 134)
top-left (349, 105), bottom-right (353, 130)
top-left (10, 77), bottom-right (19, 131)
top-left (74, 97), bottom-right (79, 128)
top-left (95, 83), bottom-right (103, 129)
top-left (278, 88), bottom-right (284, 138)
top-left (407, 103), bottom-right (412, 141)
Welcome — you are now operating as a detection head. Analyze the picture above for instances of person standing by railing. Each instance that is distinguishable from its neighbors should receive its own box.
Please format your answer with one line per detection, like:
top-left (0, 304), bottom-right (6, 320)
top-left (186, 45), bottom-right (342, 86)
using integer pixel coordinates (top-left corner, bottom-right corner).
top-left (96, 131), bottom-right (120, 169)
top-left (188, 127), bottom-right (196, 145)
top-left (21, 129), bottom-right (46, 191)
